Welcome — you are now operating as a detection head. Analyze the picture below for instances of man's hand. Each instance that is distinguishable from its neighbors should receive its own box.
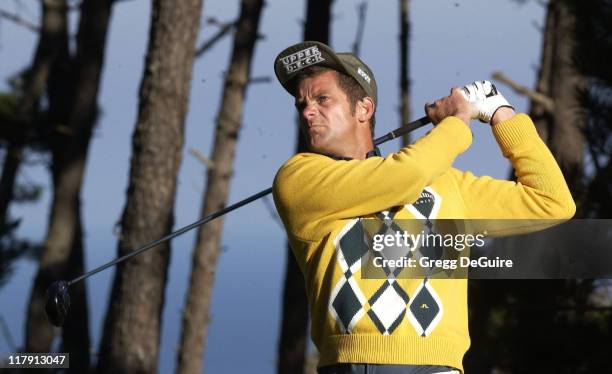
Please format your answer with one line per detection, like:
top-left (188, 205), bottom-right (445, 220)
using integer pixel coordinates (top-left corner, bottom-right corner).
top-left (461, 80), bottom-right (514, 124)
top-left (425, 87), bottom-right (472, 126)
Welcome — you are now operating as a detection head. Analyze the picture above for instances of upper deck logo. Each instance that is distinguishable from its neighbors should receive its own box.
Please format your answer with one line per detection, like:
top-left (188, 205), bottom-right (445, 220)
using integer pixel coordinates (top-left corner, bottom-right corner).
top-left (280, 46), bottom-right (325, 74)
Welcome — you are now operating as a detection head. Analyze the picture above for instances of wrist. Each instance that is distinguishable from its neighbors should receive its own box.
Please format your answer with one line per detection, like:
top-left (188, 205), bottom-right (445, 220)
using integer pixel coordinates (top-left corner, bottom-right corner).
top-left (491, 106), bottom-right (515, 125)
top-left (454, 113), bottom-right (471, 126)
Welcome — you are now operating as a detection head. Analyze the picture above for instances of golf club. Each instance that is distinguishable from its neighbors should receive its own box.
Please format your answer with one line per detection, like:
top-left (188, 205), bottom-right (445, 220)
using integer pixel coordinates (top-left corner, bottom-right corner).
top-left (44, 115), bottom-right (432, 327)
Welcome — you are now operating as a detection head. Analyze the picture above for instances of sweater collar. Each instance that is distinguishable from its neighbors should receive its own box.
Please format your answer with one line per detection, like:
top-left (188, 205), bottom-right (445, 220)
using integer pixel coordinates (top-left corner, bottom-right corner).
top-left (326, 146), bottom-right (381, 161)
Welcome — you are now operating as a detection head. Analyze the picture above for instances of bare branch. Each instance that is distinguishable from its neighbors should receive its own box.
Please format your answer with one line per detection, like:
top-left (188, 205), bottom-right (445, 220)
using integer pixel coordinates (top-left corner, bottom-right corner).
top-left (195, 20), bottom-right (235, 57)
top-left (0, 9), bottom-right (39, 32)
top-left (63, 0), bottom-right (135, 11)
top-left (205, 16), bottom-right (223, 26)
top-left (351, 1), bottom-right (368, 57)
top-left (531, 20), bottom-right (543, 32)
top-left (249, 76), bottom-right (271, 84)
top-left (113, 0), bottom-right (138, 5)
top-left (399, 0), bottom-right (411, 147)
top-left (189, 148), bottom-right (215, 169)
top-left (492, 71), bottom-right (555, 113)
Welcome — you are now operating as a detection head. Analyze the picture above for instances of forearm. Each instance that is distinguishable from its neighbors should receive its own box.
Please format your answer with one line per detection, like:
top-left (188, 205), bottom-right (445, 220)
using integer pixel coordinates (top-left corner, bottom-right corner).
top-left (474, 113), bottom-right (575, 218)
top-left (450, 113), bottom-right (576, 239)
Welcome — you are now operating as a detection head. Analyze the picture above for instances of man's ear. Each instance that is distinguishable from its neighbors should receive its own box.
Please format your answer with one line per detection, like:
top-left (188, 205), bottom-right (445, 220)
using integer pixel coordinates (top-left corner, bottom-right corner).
top-left (357, 97), bottom-right (375, 123)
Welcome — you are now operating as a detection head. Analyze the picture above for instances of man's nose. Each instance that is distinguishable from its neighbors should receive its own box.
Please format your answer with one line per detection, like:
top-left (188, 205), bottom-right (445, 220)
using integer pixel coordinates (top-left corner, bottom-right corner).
top-left (301, 102), bottom-right (317, 121)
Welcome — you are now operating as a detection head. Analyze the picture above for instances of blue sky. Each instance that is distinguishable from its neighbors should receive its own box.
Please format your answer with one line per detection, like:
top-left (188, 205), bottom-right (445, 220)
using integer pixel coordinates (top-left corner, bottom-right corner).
top-left (0, 0), bottom-right (545, 372)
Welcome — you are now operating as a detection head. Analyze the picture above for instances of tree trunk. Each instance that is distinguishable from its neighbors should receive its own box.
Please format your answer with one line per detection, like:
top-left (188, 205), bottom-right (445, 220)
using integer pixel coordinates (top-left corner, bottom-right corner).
top-left (0, 0), bottom-right (69, 231)
top-left (25, 1), bottom-right (112, 373)
top-left (399, 0), bottom-right (411, 147)
top-left (506, 0), bottom-right (585, 202)
top-left (528, 0), bottom-right (556, 144)
top-left (278, 252), bottom-right (310, 374)
top-left (571, 0), bottom-right (612, 218)
top-left (176, 1), bottom-right (264, 373)
top-left (0, 143), bottom-right (24, 233)
top-left (467, 3), bottom-right (589, 371)
top-left (526, 1), bottom-right (586, 194)
top-left (96, 0), bottom-right (203, 372)
top-left (278, 2), bottom-right (334, 373)
top-left (547, 0), bottom-right (586, 201)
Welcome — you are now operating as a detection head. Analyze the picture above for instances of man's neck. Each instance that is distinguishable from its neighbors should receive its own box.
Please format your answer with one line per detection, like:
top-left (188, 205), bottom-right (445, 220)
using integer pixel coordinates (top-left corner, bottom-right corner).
top-left (324, 146), bottom-right (380, 161)
top-left (341, 139), bottom-right (376, 160)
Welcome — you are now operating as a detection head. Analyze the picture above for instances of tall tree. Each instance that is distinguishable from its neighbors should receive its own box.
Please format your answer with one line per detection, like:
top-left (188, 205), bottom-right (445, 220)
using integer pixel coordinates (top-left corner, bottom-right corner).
top-left (96, 0), bottom-right (203, 372)
top-left (546, 0), bottom-right (586, 202)
top-left (399, 0), bottom-right (411, 147)
top-left (493, 0), bottom-right (586, 203)
top-left (572, 0), bottom-right (612, 218)
top-left (24, 0), bottom-right (113, 371)
top-left (176, 1), bottom-right (264, 373)
top-left (0, 0), bottom-right (65, 310)
top-left (0, 0), bottom-right (67, 233)
top-left (466, 1), bottom-right (610, 372)
top-left (278, 1), bottom-right (334, 373)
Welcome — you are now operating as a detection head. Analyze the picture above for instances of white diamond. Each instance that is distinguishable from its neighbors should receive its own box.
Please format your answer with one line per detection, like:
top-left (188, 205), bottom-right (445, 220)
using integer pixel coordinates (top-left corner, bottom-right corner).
top-left (370, 284), bottom-right (406, 331)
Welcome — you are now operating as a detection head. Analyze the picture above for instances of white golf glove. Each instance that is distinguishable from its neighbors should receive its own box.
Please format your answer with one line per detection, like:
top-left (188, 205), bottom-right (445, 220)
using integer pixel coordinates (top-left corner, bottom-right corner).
top-left (460, 80), bottom-right (514, 124)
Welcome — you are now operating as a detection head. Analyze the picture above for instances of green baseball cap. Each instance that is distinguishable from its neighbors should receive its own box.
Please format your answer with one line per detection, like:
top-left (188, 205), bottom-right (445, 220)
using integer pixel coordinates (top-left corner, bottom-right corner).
top-left (274, 41), bottom-right (378, 105)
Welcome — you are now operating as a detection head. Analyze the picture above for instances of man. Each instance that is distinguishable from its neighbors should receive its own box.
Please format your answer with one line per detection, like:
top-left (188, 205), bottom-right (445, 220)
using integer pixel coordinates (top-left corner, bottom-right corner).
top-left (272, 41), bottom-right (575, 373)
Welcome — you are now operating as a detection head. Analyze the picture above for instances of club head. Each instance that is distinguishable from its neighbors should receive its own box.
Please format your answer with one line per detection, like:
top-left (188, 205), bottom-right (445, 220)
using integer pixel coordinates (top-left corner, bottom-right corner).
top-left (44, 281), bottom-right (70, 327)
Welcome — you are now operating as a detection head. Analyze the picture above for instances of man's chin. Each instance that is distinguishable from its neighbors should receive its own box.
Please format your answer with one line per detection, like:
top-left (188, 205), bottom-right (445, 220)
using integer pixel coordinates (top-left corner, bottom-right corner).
top-left (308, 138), bottom-right (329, 154)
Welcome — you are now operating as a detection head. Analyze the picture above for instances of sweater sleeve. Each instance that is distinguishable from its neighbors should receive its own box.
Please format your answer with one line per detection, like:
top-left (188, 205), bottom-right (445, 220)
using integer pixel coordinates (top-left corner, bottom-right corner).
top-left (273, 116), bottom-right (472, 241)
top-left (449, 113), bottom-right (576, 228)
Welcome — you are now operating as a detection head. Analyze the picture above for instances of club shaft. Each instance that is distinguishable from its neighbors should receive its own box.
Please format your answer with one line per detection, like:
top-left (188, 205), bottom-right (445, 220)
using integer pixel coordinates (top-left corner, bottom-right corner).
top-left (68, 116), bottom-right (432, 286)
top-left (373, 116), bottom-right (430, 145)
top-left (68, 188), bottom-right (272, 285)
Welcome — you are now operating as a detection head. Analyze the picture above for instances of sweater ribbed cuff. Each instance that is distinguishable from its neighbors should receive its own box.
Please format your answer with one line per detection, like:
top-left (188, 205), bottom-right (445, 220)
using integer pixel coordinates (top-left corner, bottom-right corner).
top-left (491, 113), bottom-right (540, 152)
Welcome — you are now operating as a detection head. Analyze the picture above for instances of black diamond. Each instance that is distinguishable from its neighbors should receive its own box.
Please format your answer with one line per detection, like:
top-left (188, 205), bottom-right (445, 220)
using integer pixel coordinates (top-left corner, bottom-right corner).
top-left (332, 282), bottom-right (363, 332)
top-left (409, 284), bottom-right (440, 335)
top-left (413, 190), bottom-right (435, 218)
top-left (418, 242), bottom-right (443, 261)
top-left (339, 221), bottom-right (369, 267)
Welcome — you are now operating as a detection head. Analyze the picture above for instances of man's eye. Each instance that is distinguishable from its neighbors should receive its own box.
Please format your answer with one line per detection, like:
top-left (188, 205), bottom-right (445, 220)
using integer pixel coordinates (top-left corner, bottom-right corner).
top-left (318, 95), bottom-right (329, 103)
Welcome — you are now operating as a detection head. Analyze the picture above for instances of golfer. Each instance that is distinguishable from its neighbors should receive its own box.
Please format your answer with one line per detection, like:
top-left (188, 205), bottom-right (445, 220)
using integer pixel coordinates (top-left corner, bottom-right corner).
top-left (272, 41), bottom-right (575, 373)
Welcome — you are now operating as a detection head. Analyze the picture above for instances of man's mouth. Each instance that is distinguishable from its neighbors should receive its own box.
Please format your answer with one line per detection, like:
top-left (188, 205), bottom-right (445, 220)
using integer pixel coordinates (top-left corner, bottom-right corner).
top-left (308, 126), bottom-right (325, 135)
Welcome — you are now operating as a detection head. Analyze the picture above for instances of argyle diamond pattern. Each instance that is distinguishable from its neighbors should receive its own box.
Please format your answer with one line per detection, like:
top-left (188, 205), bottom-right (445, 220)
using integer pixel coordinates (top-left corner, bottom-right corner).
top-left (328, 188), bottom-right (444, 337)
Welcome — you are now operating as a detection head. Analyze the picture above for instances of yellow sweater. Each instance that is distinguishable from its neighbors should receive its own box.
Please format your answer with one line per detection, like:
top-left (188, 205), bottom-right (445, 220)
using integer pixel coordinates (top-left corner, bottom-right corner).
top-left (272, 114), bottom-right (575, 371)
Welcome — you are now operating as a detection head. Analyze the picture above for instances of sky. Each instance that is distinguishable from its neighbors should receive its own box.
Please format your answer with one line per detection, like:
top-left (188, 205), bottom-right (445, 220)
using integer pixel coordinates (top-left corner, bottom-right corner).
top-left (0, 0), bottom-right (546, 372)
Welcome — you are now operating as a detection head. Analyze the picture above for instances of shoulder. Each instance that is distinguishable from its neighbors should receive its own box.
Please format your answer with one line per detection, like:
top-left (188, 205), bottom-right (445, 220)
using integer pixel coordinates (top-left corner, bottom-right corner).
top-left (274, 152), bottom-right (332, 186)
